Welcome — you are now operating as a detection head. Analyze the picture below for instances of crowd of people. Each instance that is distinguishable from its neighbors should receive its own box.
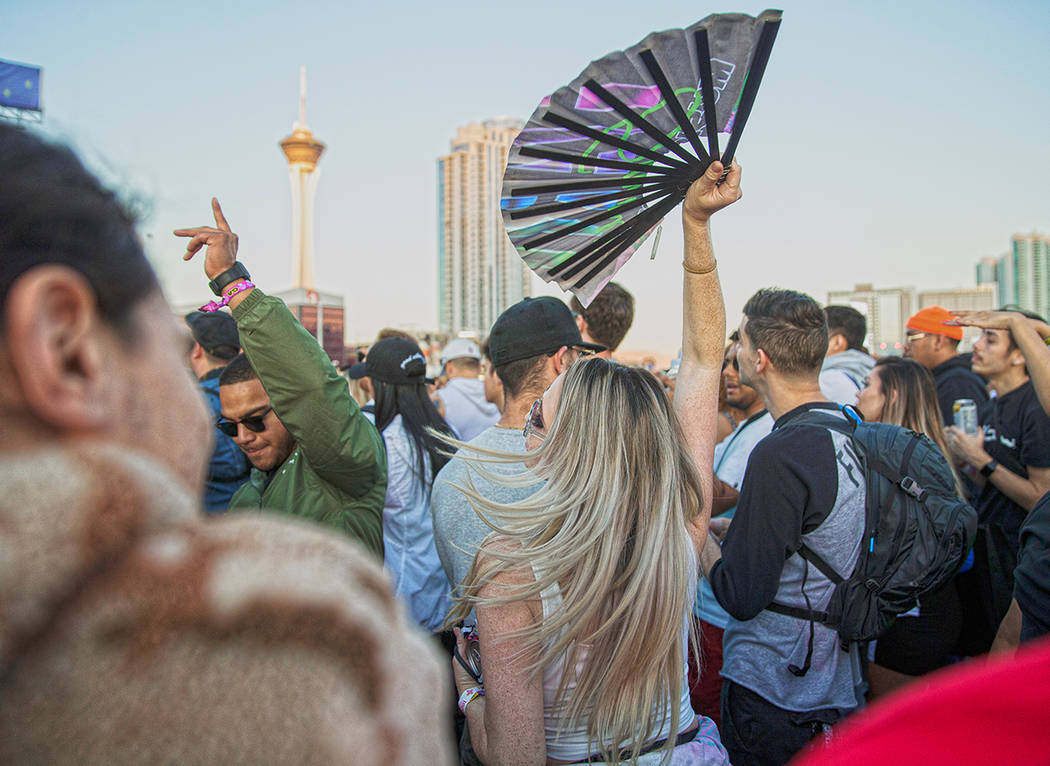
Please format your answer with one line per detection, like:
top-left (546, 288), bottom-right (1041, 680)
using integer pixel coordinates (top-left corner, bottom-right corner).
top-left (2, 122), bottom-right (1050, 765)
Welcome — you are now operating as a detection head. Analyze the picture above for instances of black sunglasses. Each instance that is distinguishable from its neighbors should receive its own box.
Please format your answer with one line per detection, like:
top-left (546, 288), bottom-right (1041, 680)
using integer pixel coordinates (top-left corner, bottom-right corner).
top-left (523, 398), bottom-right (546, 441)
top-left (217, 406), bottom-right (272, 437)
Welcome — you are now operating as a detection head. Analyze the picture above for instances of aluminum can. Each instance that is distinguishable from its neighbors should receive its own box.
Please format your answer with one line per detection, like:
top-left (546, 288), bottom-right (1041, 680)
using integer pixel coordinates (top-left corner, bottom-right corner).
top-left (953, 399), bottom-right (978, 435)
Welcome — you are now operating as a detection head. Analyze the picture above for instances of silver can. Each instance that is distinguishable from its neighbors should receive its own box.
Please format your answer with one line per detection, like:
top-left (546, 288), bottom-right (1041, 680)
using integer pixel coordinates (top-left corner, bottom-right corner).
top-left (953, 399), bottom-right (978, 435)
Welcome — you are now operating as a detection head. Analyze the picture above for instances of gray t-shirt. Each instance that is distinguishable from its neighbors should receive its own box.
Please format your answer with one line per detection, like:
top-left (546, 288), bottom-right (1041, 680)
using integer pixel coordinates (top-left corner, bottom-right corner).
top-left (431, 425), bottom-right (541, 591)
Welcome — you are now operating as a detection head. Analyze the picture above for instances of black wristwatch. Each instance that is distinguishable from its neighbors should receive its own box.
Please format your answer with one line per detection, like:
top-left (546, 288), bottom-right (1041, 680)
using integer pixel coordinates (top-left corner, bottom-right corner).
top-left (208, 262), bottom-right (251, 296)
top-left (979, 459), bottom-right (999, 478)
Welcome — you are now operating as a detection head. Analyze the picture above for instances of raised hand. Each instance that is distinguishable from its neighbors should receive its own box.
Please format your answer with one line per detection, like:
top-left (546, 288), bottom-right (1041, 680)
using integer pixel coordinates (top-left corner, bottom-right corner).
top-left (175, 198), bottom-right (239, 280)
top-left (683, 160), bottom-right (742, 224)
top-left (946, 310), bottom-right (1021, 331)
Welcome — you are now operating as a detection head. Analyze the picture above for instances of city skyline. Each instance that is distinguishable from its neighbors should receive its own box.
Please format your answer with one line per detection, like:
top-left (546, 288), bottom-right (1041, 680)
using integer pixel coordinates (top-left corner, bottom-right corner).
top-left (6, 0), bottom-right (1047, 354)
top-left (976, 233), bottom-right (1050, 319)
top-left (827, 283), bottom-right (998, 356)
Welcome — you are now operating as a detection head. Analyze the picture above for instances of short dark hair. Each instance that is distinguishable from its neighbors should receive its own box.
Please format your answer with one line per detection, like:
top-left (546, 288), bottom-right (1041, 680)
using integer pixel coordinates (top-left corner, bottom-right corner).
top-left (569, 282), bottom-right (634, 351)
top-left (0, 124), bottom-right (158, 332)
top-left (998, 306), bottom-right (1047, 350)
top-left (218, 354), bottom-right (258, 386)
top-left (824, 305), bottom-right (867, 351)
top-left (742, 288), bottom-right (828, 376)
top-left (496, 353), bottom-right (550, 400)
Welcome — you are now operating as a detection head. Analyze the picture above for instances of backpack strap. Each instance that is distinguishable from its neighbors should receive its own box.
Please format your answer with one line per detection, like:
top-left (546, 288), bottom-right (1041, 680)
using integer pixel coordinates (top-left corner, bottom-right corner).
top-left (766, 601), bottom-right (831, 624)
top-left (764, 406), bottom-right (860, 676)
top-left (796, 543), bottom-right (846, 584)
top-left (766, 543), bottom-right (845, 626)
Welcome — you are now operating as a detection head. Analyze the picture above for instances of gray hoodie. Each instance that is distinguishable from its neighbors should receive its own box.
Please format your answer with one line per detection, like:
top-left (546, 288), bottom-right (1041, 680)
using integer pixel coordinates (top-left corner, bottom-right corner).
top-left (819, 349), bottom-right (876, 405)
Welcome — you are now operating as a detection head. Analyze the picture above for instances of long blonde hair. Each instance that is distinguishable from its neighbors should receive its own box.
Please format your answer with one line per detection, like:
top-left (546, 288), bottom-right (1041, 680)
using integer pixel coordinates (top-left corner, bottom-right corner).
top-left (873, 357), bottom-right (965, 497)
top-left (446, 359), bottom-right (704, 763)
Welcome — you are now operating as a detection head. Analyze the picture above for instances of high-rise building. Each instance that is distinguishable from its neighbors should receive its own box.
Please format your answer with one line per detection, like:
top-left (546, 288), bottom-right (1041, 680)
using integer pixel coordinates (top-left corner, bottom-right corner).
top-left (274, 67), bottom-right (345, 365)
top-left (976, 256), bottom-right (999, 290)
top-left (1010, 233), bottom-right (1049, 317)
top-left (827, 284), bottom-right (915, 355)
top-left (437, 118), bottom-right (531, 336)
top-left (973, 234), bottom-right (1049, 317)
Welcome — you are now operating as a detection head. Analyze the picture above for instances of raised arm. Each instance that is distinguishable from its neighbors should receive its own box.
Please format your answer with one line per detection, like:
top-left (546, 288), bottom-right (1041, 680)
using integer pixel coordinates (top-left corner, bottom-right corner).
top-left (949, 310), bottom-right (1050, 417)
top-left (675, 161), bottom-right (741, 552)
top-left (178, 199), bottom-right (386, 497)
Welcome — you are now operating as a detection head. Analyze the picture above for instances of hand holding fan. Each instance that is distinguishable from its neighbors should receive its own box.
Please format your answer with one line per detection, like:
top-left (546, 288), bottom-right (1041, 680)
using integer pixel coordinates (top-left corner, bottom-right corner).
top-left (501, 10), bottom-right (781, 305)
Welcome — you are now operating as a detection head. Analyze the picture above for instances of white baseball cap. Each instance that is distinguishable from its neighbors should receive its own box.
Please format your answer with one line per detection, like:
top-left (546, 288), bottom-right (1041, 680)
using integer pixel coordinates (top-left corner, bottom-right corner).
top-left (441, 338), bottom-right (482, 364)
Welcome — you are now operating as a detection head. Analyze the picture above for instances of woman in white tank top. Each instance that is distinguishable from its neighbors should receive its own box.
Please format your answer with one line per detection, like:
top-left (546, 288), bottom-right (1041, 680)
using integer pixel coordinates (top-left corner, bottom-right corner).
top-left (447, 163), bottom-right (741, 765)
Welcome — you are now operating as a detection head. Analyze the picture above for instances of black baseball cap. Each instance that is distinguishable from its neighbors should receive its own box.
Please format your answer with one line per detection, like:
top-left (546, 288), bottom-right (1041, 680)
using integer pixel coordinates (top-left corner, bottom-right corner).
top-left (185, 311), bottom-right (240, 360)
top-left (488, 297), bottom-right (605, 367)
top-left (364, 337), bottom-right (427, 385)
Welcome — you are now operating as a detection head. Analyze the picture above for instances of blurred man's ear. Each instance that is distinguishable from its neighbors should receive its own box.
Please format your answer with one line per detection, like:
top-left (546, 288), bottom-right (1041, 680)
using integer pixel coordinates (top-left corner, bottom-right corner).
top-left (753, 348), bottom-right (772, 375)
top-left (553, 346), bottom-right (575, 374)
top-left (827, 332), bottom-right (847, 356)
top-left (3, 265), bottom-right (111, 432)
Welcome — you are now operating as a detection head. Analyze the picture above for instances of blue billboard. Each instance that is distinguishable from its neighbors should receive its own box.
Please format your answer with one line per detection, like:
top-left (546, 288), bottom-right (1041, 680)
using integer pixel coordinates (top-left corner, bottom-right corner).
top-left (0, 60), bottom-right (42, 111)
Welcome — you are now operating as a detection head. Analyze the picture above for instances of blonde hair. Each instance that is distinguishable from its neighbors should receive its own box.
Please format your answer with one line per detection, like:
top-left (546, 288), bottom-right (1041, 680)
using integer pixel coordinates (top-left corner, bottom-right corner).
top-left (873, 357), bottom-right (966, 497)
top-left (446, 358), bottom-right (704, 763)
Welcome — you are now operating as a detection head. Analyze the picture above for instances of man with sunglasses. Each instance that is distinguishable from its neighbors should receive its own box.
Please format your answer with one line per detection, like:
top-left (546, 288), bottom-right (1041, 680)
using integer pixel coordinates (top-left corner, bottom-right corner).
top-left (179, 199), bottom-right (387, 557)
top-left (903, 305), bottom-right (988, 425)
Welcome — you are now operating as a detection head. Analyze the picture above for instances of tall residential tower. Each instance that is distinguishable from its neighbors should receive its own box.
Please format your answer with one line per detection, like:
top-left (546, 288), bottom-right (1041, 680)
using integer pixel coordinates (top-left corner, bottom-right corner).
top-left (975, 233), bottom-right (1049, 317)
top-left (437, 118), bottom-right (531, 336)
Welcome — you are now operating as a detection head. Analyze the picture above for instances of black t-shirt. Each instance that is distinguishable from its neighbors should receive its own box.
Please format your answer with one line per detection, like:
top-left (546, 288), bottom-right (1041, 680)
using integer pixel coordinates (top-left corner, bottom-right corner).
top-left (976, 381), bottom-right (1050, 551)
top-left (933, 355), bottom-right (988, 427)
top-left (1015, 491), bottom-right (1050, 641)
top-left (710, 402), bottom-right (842, 620)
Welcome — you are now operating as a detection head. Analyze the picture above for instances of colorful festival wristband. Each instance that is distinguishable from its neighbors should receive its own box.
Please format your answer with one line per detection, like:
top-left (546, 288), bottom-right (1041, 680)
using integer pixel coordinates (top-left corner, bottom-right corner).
top-left (457, 686), bottom-right (485, 714)
top-left (198, 280), bottom-right (254, 312)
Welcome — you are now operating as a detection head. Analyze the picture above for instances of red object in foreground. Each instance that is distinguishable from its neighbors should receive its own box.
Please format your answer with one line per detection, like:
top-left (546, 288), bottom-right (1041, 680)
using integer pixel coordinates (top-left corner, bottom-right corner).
top-left (793, 636), bottom-right (1050, 766)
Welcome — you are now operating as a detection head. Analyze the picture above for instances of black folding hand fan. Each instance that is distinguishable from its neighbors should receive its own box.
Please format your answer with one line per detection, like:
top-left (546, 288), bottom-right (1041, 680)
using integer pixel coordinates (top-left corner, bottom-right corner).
top-left (501, 9), bottom-right (781, 304)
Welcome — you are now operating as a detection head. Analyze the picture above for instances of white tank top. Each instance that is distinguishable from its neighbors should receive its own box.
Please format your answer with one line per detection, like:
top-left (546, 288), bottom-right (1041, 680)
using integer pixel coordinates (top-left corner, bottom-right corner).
top-left (534, 570), bottom-right (696, 761)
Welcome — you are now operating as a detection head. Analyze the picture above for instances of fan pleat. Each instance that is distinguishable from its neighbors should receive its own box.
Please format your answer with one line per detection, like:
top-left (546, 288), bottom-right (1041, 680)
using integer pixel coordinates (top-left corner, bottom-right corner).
top-left (637, 49), bottom-right (710, 167)
top-left (720, 18), bottom-right (780, 167)
top-left (582, 78), bottom-right (700, 167)
top-left (695, 29), bottom-right (721, 161)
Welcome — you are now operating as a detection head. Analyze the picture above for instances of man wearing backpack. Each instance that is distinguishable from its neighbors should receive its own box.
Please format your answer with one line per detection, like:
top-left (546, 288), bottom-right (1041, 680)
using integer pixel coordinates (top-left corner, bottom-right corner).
top-left (700, 288), bottom-right (867, 766)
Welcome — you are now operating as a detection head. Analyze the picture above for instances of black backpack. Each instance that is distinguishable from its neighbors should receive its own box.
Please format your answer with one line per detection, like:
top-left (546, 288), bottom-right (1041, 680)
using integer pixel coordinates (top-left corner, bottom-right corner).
top-left (768, 407), bottom-right (977, 673)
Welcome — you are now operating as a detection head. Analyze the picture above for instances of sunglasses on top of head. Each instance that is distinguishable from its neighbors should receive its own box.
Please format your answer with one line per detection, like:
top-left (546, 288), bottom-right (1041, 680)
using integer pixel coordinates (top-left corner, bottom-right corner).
top-left (216, 406), bottom-right (273, 437)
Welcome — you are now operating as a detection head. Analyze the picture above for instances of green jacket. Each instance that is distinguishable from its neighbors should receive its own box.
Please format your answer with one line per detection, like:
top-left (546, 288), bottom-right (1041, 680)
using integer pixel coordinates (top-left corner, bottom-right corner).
top-left (228, 289), bottom-right (387, 557)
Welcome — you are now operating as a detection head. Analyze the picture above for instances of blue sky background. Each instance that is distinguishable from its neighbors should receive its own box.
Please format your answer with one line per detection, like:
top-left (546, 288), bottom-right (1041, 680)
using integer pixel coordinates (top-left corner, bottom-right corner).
top-left (4, 0), bottom-right (1048, 352)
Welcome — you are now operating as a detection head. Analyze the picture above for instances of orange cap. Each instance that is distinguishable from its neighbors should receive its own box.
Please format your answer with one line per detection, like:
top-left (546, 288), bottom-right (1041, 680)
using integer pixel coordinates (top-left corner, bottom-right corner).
top-left (906, 305), bottom-right (963, 341)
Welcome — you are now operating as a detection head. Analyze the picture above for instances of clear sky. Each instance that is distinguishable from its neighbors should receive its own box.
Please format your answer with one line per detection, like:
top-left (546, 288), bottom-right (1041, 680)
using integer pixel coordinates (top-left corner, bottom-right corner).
top-left (4, 0), bottom-right (1048, 354)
